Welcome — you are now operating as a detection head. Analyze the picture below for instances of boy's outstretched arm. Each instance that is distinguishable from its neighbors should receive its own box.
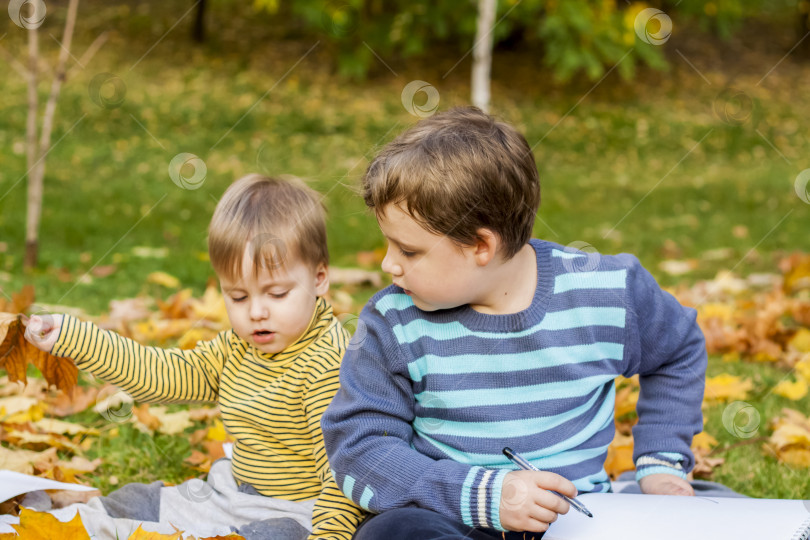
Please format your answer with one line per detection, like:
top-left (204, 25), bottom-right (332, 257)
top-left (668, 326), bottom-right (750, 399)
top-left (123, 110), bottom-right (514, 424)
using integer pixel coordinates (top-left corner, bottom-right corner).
top-left (25, 313), bottom-right (224, 403)
top-left (620, 255), bottom-right (707, 493)
top-left (321, 302), bottom-right (574, 532)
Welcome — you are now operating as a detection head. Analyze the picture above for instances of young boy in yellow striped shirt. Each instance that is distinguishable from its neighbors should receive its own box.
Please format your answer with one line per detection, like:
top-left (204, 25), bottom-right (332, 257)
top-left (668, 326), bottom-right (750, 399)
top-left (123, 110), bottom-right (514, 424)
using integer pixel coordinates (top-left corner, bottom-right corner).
top-left (23, 174), bottom-right (365, 539)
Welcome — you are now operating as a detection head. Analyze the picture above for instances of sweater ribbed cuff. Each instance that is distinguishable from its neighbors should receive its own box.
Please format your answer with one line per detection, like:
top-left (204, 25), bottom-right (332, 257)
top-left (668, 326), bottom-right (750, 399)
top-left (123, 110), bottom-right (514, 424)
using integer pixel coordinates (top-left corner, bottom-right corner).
top-left (51, 314), bottom-right (85, 360)
top-left (460, 467), bottom-right (509, 531)
top-left (634, 452), bottom-right (687, 481)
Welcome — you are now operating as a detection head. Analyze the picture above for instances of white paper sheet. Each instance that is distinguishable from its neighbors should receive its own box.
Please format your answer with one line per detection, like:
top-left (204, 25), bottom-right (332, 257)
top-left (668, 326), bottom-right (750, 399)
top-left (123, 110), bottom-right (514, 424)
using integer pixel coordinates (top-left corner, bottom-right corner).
top-left (0, 470), bottom-right (97, 503)
top-left (544, 493), bottom-right (810, 540)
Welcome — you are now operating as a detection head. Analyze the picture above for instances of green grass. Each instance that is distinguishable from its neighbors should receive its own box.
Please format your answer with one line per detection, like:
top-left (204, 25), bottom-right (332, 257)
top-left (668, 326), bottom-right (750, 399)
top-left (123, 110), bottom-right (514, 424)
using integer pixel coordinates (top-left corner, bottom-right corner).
top-left (703, 356), bottom-right (810, 498)
top-left (2, 1), bottom-right (810, 499)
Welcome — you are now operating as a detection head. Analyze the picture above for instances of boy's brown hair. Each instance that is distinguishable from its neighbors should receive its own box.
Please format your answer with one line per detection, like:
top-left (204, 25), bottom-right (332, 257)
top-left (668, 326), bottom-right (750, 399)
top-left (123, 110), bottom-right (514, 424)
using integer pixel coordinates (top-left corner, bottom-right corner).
top-left (208, 174), bottom-right (328, 282)
top-left (362, 106), bottom-right (540, 259)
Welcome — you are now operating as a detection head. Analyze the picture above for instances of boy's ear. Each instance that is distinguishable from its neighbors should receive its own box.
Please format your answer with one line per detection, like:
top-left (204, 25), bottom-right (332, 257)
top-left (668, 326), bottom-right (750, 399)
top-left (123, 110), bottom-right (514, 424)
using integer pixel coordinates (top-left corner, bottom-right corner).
top-left (473, 229), bottom-right (500, 267)
top-left (314, 263), bottom-right (330, 296)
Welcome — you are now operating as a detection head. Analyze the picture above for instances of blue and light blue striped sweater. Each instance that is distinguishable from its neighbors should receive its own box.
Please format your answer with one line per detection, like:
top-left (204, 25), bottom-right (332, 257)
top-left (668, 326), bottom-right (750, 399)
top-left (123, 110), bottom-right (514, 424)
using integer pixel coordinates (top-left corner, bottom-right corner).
top-left (322, 239), bottom-right (707, 531)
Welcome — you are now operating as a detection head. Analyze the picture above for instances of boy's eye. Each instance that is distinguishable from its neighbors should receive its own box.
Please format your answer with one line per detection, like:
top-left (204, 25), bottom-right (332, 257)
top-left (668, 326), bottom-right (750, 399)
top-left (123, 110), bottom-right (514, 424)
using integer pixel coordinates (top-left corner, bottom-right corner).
top-left (270, 291), bottom-right (289, 299)
top-left (399, 249), bottom-right (417, 258)
top-left (231, 296), bottom-right (247, 303)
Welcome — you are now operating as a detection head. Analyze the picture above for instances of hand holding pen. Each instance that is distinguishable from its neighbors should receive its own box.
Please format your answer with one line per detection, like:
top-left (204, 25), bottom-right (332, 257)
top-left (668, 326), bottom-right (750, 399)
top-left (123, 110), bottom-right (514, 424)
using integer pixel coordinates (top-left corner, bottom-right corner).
top-left (497, 449), bottom-right (587, 533)
top-left (503, 447), bottom-right (594, 518)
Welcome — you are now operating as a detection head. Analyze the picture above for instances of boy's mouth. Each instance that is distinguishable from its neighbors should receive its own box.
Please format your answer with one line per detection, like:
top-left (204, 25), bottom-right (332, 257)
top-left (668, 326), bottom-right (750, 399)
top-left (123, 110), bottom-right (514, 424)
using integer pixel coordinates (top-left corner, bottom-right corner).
top-left (252, 330), bottom-right (276, 344)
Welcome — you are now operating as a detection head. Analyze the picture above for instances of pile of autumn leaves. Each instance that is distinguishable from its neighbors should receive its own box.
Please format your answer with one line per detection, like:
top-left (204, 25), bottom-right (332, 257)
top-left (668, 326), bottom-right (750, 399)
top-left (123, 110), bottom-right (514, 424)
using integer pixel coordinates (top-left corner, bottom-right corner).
top-left (1, 256), bottom-right (810, 537)
top-left (608, 253), bottom-right (810, 479)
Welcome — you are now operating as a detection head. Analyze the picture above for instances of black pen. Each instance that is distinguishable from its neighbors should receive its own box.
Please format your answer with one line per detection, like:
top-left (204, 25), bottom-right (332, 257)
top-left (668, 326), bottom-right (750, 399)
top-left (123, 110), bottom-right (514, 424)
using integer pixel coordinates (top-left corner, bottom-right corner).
top-left (502, 447), bottom-right (594, 518)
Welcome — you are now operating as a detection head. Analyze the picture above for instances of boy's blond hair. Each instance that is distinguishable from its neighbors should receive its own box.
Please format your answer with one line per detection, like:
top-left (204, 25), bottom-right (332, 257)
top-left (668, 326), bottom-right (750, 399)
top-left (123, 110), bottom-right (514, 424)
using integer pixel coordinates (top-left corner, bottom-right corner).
top-left (362, 106), bottom-right (540, 259)
top-left (208, 174), bottom-right (328, 282)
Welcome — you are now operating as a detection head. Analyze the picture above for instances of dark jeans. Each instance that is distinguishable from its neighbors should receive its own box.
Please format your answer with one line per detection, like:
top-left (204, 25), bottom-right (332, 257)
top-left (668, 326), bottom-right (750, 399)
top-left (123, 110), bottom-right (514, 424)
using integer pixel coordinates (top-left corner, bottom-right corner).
top-left (353, 508), bottom-right (545, 540)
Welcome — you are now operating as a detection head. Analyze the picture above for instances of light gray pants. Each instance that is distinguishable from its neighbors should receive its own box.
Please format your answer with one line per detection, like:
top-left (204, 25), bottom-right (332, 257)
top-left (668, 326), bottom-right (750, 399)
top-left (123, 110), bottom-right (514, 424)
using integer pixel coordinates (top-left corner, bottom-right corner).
top-left (0, 459), bottom-right (314, 540)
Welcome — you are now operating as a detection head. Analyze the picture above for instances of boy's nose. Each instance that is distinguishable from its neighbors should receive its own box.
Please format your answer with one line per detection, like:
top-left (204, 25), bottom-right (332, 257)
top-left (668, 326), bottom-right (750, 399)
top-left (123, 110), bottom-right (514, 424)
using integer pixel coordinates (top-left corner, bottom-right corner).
top-left (381, 249), bottom-right (402, 277)
top-left (249, 301), bottom-right (268, 320)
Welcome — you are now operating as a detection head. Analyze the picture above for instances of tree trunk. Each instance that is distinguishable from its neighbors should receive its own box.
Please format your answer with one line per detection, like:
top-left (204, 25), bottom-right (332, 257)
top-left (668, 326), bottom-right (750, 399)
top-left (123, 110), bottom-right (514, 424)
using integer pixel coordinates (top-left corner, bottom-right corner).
top-left (192, 0), bottom-right (207, 43)
top-left (24, 25), bottom-right (40, 270)
top-left (471, 0), bottom-right (497, 113)
top-left (24, 0), bottom-right (80, 270)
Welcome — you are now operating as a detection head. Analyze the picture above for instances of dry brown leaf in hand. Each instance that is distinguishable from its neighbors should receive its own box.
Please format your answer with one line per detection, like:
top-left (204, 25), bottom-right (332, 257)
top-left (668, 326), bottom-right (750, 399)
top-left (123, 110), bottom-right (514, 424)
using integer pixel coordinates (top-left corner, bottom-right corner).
top-left (0, 314), bottom-right (77, 393)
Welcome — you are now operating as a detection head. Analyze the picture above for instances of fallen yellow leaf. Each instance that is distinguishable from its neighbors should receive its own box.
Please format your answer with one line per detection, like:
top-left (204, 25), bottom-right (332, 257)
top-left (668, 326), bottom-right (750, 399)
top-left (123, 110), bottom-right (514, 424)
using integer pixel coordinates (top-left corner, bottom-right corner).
top-left (773, 377), bottom-right (808, 400)
top-left (795, 353), bottom-right (810, 383)
top-left (127, 524), bottom-right (183, 539)
top-left (768, 408), bottom-right (810, 468)
top-left (0, 446), bottom-right (58, 475)
top-left (703, 373), bottom-right (754, 403)
top-left (692, 431), bottom-right (718, 452)
top-left (10, 508), bottom-right (89, 540)
top-left (147, 271), bottom-right (181, 289)
top-left (789, 328), bottom-right (810, 353)
top-left (604, 432), bottom-right (635, 480)
top-left (31, 418), bottom-right (100, 436)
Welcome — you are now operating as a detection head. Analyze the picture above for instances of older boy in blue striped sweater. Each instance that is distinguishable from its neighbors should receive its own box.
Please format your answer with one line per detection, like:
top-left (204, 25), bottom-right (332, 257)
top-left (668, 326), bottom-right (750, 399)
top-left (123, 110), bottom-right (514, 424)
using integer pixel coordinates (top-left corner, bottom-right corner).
top-left (321, 106), bottom-right (707, 539)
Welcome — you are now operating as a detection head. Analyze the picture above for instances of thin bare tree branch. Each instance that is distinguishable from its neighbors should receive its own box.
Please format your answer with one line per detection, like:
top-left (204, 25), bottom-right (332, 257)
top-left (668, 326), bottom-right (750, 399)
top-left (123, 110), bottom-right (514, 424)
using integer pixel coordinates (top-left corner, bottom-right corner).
top-left (67, 30), bottom-right (108, 80)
